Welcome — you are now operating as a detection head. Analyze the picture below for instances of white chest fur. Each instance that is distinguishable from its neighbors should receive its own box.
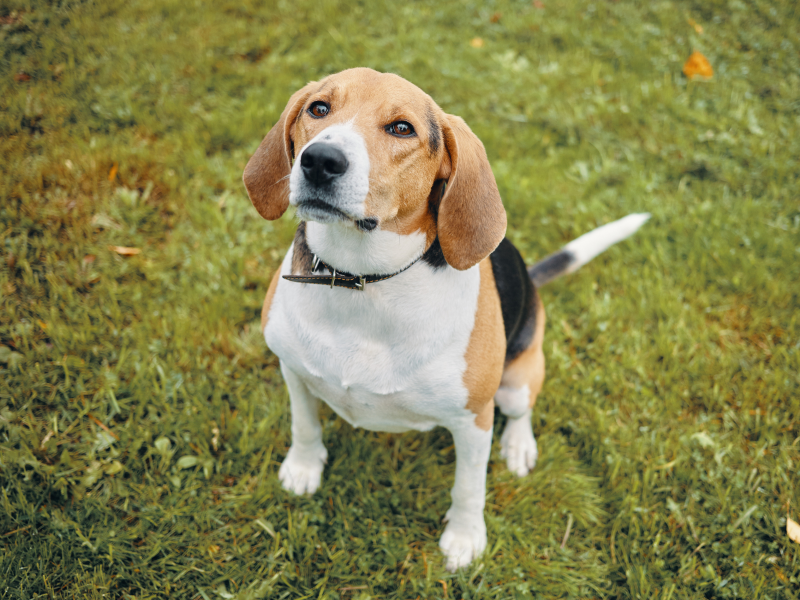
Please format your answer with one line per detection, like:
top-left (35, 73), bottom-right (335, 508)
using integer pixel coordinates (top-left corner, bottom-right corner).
top-left (264, 242), bottom-right (481, 433)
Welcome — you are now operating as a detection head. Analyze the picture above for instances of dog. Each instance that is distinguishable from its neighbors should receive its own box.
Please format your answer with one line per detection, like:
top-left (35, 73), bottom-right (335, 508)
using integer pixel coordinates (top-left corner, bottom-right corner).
top-left (243, 68), bottom-right (648, 571)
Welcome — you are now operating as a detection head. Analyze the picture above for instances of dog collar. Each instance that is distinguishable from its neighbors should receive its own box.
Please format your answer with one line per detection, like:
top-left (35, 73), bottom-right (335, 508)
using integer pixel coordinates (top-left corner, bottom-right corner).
top-left (283, 252), bottom-right (424, 291)
top-left (284, 182), bottom-right (446, 291)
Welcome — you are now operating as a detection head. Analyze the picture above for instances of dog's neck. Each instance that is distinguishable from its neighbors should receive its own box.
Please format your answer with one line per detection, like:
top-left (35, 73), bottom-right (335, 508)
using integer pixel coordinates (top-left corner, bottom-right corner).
top-left (304, 220), bottom-right (427, 276)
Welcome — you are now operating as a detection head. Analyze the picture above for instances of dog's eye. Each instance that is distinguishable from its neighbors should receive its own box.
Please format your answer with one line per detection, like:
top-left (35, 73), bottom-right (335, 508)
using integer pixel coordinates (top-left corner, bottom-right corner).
top-left (386, 121), bottom-right (415, 137)
top-left (308, 101), bottom-right (330, 118)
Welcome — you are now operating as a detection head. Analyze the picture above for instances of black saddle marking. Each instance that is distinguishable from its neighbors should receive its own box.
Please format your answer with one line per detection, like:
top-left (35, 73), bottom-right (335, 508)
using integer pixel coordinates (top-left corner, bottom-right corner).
top-left (489, 238), bottom-right (538, 362)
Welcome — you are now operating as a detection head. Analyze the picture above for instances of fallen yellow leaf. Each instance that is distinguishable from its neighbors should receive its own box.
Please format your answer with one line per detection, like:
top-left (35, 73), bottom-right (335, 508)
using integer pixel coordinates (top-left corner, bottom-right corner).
top-left (683, 51), bottom-right (713, 80)
top-left (108, 162), bottom-right (118, 182)
top-left (470, 37), bottom-right (484, 48)
top-left (788, 517), bottom-right (800, 544)
top-left (109, 245), bottom-right (141, 256)
top-left (687, 18), bottom-right (703, 34)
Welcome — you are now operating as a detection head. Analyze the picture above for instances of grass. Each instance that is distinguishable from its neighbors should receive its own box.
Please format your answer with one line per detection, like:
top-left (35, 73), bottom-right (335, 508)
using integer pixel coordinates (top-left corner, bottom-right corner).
top-left (1, 0), bottom-right (799, 597)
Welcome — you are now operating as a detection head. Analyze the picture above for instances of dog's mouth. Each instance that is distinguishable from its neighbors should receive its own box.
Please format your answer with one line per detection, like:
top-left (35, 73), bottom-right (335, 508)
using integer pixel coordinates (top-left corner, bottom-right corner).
top-left (296, 199), bottom-right (378, 232)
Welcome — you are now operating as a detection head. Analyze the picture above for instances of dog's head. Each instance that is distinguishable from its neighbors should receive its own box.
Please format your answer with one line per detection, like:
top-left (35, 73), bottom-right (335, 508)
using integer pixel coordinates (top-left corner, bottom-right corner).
top-left (243, 68), bottom-right (506, 271)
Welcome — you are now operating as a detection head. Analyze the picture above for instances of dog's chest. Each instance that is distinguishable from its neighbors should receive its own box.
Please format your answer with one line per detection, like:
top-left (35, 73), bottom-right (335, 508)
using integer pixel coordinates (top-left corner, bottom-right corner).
top-left (264, 249), bottom-right (481, 432)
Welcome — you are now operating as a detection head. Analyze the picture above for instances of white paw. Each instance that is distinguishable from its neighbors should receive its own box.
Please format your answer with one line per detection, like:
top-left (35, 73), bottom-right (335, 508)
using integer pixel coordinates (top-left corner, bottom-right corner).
top-left (500, 415), bottom-right (538, 477)
top-left (278, 443), bottom-right (328, 495)
top-left (439, 512), bottom-right (487, 572)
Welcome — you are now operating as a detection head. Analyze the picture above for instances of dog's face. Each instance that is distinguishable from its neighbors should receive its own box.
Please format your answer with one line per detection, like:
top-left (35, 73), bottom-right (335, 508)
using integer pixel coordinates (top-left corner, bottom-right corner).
top-left (288, 70), bottom-right (443, 239)
top-left (243, 68), bottom-right (506, 270)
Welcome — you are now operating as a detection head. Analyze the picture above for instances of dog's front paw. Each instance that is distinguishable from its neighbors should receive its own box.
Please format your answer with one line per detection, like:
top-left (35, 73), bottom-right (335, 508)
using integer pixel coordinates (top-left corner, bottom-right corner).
top-left (500, 415), bottom-right (538, 477)
top-left (439, 513), bottom-right (487, 572)
top-left (278, 443), bottom-right (328, 495)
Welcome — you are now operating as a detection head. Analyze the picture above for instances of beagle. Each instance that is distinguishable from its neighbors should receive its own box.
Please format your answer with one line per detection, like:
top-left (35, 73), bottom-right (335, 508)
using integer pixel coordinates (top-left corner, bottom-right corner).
top-left (243, 68), bottom-right (648, 571)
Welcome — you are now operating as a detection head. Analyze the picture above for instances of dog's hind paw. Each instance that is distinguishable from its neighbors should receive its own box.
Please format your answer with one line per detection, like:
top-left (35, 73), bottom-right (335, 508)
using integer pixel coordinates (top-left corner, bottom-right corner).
top-left (439, 515), bottom-right (487, 572)
top-left (500, 414), bottom-right (538, 477)
top-left (278, 443), bottom-right (328, 495)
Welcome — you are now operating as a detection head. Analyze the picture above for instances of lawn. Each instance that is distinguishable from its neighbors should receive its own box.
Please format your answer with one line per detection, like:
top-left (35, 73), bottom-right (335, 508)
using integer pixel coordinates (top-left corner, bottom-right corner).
top-left (1, 0), bottom-right (799, 598)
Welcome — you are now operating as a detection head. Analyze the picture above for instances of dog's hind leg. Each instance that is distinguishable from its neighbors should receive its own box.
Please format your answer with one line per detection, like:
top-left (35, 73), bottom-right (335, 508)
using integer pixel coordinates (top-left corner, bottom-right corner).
top-left (277, 361), bottom-right (328, 495)
top-left (495, 299), bottom-right (546, 477)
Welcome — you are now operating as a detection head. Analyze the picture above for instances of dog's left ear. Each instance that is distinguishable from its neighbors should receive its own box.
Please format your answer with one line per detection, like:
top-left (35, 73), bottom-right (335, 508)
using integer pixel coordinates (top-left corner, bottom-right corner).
top-left (435, 114), bottom-right (506, 270)
top-left (243, 81), bottom-right (317, 220)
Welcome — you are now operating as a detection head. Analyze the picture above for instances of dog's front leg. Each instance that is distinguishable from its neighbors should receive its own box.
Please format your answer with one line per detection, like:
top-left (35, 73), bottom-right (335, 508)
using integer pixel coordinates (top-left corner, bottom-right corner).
top-left (277, 361), bottom-right (328, 495)
top-left (440, 416), bottom-right (493, 572)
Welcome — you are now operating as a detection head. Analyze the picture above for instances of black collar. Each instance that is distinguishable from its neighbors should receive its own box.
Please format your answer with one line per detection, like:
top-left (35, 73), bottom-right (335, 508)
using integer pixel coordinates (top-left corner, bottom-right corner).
top-left (284, 183), bottom-right (448, 291)
top-left (283, 251), bottom-right (425, 291)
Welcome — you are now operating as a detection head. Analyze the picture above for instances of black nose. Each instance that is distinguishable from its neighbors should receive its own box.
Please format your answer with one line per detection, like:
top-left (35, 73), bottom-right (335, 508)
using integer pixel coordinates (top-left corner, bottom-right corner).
top-left (300, 143), bottom-right (349, 185)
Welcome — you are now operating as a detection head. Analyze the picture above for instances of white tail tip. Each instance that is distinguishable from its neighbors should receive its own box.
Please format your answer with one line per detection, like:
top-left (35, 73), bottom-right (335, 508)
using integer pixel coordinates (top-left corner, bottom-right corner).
top-left (564, 212), bottom-right (650, 273)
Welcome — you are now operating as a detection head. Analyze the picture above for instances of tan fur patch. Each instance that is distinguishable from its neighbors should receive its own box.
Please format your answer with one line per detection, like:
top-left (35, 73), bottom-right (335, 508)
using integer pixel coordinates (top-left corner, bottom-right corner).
top-left (463, 259), bottom-right (506, 430)
top-left (243, 82), bottom-right (318, 220)
top-left (290, 222), bottom-right (313, 275)
top-left (500, 294), bottom-right (547, 408)
top-left (474, 397), bottom-right (495, 431)
top-left (436, 116), bottom-right (507, 271)
top-left (261, 268), bottom-right (281, 333)
top-left (379, 193), bottom-right (438, 246)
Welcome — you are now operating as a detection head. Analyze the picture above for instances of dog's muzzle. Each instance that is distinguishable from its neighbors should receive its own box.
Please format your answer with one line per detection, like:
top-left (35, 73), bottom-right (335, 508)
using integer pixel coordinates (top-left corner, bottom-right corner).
top-left (290, 125), bottom-right (372, 230)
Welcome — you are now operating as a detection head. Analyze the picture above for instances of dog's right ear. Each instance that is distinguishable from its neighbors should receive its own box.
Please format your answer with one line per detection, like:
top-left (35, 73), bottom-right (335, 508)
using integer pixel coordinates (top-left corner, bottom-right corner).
top-left (243, 81), bottom-right (317, 220)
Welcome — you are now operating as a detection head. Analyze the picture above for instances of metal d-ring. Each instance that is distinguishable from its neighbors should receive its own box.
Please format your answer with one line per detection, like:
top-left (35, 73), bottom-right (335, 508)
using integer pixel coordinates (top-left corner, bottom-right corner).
top-left (330, 268), bottom-right (336, 288)
top-left (355, 276), bottom-right (366, 291)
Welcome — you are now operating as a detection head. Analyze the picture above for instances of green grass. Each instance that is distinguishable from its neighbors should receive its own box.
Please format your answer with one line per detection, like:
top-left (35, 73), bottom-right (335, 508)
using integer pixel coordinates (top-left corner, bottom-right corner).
top-left (1, 0), bottom-right (799, 597)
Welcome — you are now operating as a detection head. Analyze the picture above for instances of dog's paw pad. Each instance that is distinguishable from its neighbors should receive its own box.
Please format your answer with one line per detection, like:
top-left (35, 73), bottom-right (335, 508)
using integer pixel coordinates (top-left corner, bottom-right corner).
top-left (278, 444), bottom-right (327, 495)
top-left (500, 416), bottom-right (538, 478)
top-left (439, 518), bottom-right (487, 572)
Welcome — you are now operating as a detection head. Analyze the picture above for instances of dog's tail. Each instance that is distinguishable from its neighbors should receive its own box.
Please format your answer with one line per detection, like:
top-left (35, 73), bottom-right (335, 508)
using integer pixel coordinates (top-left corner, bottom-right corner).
top-left (528, 213), bottom-right (650, 287)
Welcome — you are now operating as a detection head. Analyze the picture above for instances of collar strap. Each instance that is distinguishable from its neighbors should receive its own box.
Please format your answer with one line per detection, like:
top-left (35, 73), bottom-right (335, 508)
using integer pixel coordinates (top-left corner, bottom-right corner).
top-left (283, 252), bottom-right (424, 291)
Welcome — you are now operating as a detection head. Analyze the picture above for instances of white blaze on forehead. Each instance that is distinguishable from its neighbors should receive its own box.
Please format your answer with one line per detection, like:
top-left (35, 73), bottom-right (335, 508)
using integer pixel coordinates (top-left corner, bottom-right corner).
top-left (289, 121), bottom-right (371, 216)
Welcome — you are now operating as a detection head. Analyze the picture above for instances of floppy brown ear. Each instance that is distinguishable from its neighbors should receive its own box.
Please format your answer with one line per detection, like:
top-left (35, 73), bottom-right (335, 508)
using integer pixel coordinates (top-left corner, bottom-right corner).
top-left (435, 115), bottom-right (507, 270)
top-left (243, 81), bottom-right (317, 220)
